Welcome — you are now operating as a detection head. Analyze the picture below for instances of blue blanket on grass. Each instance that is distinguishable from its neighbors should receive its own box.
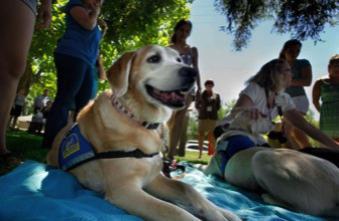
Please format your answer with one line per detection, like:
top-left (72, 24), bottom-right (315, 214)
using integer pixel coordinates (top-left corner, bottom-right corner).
top-left (0, 161), bottom-right (333, 221)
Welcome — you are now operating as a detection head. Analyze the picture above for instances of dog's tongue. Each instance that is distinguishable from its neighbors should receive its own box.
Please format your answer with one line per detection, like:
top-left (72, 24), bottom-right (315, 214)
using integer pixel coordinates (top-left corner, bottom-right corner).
top-left (169, 92), bottom-right (184, 102)
top-left (154, 89), bottom-right (184, 103)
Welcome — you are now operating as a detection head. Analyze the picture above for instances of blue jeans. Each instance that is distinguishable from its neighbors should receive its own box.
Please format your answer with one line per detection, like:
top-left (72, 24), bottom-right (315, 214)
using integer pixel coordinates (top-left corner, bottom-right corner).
top-left (43, 53), bottom-right (95, 148)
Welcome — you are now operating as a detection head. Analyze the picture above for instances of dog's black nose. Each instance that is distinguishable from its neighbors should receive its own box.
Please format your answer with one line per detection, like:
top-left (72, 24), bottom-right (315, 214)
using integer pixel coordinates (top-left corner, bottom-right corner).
top-left (179, 67), bottom-right (197, 78)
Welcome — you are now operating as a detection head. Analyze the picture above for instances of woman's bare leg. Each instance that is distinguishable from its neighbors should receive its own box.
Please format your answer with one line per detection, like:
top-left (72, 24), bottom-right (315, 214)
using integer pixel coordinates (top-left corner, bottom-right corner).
top-left (12, 116), bottom-right (19, 129)
top-left (0, 1), bottom-right (35, 154)
top-left (198, 131), bottom-right (205, 158)
top-left (167, 109), bottom-right (187, 159)
top-left (207, 131), bottom-right (216, 155)
top-left (8, 116), bottom-right (13, 129)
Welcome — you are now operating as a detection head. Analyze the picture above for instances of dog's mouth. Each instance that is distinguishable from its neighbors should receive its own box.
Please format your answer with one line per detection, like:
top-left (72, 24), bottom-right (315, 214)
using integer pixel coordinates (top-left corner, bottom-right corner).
top-left (145, 85), bottom-right (190, 108)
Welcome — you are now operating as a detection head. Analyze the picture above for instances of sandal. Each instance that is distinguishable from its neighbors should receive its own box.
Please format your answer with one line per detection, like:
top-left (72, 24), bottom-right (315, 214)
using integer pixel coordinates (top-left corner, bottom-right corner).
top-left (162, 159), bottom-right (186, 178)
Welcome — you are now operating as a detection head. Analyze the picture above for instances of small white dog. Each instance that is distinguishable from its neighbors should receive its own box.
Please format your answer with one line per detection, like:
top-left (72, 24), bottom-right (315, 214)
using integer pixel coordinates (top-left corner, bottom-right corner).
top-left (205, 110), bottom-right (339, 216)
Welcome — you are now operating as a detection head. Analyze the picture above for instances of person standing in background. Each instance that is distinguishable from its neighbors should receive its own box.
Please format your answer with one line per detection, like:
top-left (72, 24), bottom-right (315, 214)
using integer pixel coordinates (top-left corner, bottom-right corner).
top-left (42, 100), bottom-right (53, 121)
top-left (166, 19), bottom-right (201, 159)
top-left (279, 39), bottom-right (312, 149)
top-left (196, 80), bottom-right (221, 158)
top-left (28, 108), bottom-right (44, 134)
top-left (0, 0), bottom-right (52, 157)
top-left (42, 0), bottom-right (104, 149)
top-left (9, 89), bottom-right (27, 130)
top-left (312, 54), bottom-right (339, 142)
top-left (33, 88), bottom-right (50, 113)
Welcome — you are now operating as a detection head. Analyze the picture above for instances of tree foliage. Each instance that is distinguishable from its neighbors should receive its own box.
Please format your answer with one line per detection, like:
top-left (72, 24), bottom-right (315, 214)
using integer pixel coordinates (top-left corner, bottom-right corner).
top-left (21, 0), bottom-right (190, 108)
top-left (215, 0), bottom-right (339, 50)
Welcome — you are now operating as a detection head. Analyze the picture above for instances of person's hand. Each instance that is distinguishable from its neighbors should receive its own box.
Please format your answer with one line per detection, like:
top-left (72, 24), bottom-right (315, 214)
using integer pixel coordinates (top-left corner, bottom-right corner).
top-left (331, 141), bottom-right (339, 149)
top-left (197, 85), bottom-right (201, 93)
top-left (275, 93), bottom-right (291, 113)
top-left (97, 18), bottom-right (108, 34)
top-left (98, 73), bottom-right (107, 81)
top-left (36, 0), bottom-right (52, 29)
top-left (247, 108), bottom-right (266, 120)
top-left (195, 89), bottom-right (201, 97)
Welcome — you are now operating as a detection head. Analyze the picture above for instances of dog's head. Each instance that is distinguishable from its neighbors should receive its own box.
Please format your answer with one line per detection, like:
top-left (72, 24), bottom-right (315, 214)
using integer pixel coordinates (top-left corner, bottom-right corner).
top-left (107, 45), bottom-right (197, 121)
top-left (229, 110), bottom-right (274, 135)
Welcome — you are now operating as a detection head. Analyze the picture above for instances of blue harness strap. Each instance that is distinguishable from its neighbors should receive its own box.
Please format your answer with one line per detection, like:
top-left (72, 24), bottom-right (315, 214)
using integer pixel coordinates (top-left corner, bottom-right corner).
top-left (58, 124), bottom-right (159, 171)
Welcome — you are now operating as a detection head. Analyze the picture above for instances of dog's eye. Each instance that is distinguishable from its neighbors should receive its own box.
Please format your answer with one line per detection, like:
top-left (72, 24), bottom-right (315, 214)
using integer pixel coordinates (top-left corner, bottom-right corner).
top-left (176, 58), bottom-right (182, 62)
top-left (147, 55), bottom-right (161, 63)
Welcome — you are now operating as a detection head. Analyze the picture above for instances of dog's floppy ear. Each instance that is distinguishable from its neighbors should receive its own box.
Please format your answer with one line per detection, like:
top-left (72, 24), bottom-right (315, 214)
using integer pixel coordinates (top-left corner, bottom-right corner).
top-left (107, 51), bottom-right (136, 97)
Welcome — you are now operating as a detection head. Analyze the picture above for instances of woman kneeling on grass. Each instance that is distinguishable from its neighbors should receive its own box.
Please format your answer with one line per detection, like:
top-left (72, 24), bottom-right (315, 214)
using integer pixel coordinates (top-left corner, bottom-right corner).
top-left (206, 58), bottom-right (339, 179)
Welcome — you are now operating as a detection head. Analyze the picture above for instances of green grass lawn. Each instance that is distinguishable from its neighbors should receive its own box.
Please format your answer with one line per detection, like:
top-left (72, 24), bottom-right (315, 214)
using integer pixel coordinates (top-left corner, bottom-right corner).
top-left (176, 151), bottom-right (211, 165)
top-left (1, 130), bottom-right (211, 175)
top-left (6, 130), bottom-right (48, 162)
top-left (1, 130), bottom-right (48, 175)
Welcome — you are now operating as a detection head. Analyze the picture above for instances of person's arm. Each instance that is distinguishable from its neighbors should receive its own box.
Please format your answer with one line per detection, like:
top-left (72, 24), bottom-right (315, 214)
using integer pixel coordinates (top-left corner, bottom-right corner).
top-left (290, 62), bottom-right (312, 87)
top-left (97, 55), bottom-right (106, 81)
top-left (232, 94), bottom-right (263, 119)
top-left (69, 3), bottom-right (101, 30)
top-left (191, 47), bottom-right (201, 92)
top-left (36, 0), bottom-right (52, 29)
top-left (195, 92), bottom-right (202, 109)
top-left (312, 80), bottom-right (322, 112)
top-left (216, 94), bottom-right (221, 111)
top-left (284, 109), bottom-right (339, 149)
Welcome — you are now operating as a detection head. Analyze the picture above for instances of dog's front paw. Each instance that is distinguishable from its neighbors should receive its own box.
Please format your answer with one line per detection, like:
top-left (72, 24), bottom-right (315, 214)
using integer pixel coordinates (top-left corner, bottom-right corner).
top-left (202, 207), bottom-right (241, 221)
top-left (214, 208), bottom-right (241, 221)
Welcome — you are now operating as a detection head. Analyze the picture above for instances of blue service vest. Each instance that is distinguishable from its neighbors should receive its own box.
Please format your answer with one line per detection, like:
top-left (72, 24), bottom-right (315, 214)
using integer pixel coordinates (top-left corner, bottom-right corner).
top-left (58, 124), bottom-right (95, 171)
top-left (58, 124), bottom-right (160, 171)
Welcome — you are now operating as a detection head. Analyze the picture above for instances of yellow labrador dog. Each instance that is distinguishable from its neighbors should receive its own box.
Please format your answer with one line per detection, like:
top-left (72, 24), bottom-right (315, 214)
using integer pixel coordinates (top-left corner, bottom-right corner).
top-left (47, 45), bottom-right (240, 221)
top-left (205, 110), bottom-right (339, 217)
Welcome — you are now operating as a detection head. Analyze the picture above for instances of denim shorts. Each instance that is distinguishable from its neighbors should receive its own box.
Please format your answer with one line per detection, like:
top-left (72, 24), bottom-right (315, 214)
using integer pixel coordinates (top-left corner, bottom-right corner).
top-left (20, 0), bottom-right (37, 15)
